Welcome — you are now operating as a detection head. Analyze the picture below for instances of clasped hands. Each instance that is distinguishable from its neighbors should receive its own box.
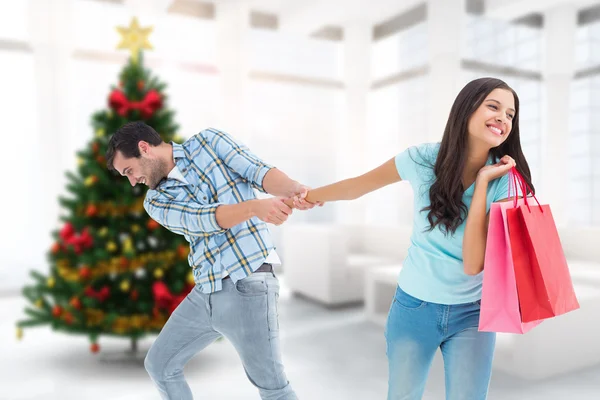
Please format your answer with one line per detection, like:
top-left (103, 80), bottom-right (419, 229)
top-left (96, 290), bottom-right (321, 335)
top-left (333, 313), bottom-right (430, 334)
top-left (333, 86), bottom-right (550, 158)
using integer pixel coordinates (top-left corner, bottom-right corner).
top-left (252, 183), bottom-right (322, 226)
top-left (286, 184), bottom-right (323, 211)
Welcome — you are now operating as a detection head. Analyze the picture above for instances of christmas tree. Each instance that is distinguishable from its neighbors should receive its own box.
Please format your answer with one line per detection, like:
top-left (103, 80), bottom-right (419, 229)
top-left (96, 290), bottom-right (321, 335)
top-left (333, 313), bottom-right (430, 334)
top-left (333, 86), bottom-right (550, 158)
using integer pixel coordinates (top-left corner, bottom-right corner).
top-left (16, 18), bottom-right (193, 354)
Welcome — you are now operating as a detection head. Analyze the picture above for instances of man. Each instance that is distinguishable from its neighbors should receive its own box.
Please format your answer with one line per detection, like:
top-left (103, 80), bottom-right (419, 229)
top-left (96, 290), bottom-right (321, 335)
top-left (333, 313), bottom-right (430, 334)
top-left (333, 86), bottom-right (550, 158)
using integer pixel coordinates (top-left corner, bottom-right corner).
top-left (106, 121), bottom-right (317, 399)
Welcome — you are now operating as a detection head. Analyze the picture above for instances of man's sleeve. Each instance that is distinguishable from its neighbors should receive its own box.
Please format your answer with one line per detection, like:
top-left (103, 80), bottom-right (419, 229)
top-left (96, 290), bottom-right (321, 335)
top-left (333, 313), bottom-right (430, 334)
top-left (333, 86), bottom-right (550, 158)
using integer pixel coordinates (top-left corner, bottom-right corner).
top-left (144, 192), bottom-right (227, 238)
top-left (200, 128), bottom-right (274, 193)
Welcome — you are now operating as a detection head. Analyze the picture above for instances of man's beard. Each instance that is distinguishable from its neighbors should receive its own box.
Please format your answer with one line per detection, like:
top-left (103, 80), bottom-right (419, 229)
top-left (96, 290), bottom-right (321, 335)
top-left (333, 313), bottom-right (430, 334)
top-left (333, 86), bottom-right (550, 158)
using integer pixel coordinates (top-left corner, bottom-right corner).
top-left (141, 158), bottom-right (169, 190)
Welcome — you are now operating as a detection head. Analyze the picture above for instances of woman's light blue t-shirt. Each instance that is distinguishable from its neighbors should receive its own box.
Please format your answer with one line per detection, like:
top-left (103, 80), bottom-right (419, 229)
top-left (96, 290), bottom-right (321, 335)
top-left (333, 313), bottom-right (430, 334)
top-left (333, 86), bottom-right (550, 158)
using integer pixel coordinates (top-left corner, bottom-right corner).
top-left (394, 143), bottom-right (510, 305)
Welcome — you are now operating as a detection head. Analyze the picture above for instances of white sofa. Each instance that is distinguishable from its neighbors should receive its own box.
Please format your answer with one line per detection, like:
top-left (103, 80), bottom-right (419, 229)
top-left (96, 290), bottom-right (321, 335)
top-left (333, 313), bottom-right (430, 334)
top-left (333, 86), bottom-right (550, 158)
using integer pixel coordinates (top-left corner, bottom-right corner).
top-left (280, 223), bottom-right (407, 306)
top-left (364, 265), bottom-right (403, 325)
top-left (282, 220), bottom-right (600, 378)
top-left (493, 275), bottom-right (600, 379)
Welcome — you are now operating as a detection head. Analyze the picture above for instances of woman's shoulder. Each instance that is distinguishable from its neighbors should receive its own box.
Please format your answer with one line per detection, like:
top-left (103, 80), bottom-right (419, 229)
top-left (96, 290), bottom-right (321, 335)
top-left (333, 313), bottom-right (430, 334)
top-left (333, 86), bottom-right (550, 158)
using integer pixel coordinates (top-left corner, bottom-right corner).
top-left (405, 142), bottom-right (440, 163)
top-left (395, 142), bottom-right (439, 182)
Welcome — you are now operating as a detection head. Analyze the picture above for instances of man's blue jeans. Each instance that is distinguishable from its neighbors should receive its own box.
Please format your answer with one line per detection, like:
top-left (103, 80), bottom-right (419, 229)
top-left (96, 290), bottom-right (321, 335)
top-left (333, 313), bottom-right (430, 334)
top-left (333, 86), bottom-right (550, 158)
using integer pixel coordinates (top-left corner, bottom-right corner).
top-left (144, 272), bottom-right (297, 399)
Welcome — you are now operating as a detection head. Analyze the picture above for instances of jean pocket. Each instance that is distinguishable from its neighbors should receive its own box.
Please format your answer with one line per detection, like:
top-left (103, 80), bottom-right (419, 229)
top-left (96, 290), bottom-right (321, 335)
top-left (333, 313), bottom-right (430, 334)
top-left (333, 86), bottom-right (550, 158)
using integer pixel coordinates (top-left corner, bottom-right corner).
top-left (267, 291), bottom-right (279, 334)
top-left (235, 276), bottom-right (268, 297)
top-left (394, 287), bottom-right (427, 310)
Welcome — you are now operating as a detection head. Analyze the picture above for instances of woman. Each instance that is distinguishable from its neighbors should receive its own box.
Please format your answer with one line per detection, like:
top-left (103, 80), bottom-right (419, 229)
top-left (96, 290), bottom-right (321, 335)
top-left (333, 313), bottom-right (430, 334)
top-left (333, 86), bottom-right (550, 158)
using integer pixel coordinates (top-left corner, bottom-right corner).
top-left (296, 77), bottom-right (533, 399)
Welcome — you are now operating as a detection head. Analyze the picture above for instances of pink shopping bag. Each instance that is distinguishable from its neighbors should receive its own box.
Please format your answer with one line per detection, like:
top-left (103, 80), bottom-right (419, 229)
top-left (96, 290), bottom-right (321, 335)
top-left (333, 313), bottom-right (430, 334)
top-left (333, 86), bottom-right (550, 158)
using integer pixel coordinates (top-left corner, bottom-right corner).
top-left (478, 198), bottom-right (543, 334)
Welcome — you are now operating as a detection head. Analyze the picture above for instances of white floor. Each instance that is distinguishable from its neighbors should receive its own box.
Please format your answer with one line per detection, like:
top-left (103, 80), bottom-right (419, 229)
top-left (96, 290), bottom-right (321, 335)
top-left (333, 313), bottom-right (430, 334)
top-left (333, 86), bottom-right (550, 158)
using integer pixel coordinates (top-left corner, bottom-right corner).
top-left (2, 278), bottom-right (600, 400)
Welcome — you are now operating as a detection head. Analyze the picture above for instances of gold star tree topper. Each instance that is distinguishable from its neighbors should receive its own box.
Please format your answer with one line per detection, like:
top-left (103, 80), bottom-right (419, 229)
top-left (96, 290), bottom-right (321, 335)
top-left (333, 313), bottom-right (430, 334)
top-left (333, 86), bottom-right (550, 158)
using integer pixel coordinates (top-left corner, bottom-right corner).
top-left (116, 17), bottom-right (153, 63)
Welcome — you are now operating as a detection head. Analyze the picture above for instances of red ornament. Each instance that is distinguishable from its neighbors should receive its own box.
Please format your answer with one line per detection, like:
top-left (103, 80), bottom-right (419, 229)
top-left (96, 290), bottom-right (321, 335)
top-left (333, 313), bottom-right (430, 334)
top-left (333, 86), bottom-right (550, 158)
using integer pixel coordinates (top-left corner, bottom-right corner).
top-left (137, 80), bottom-right (145, 90)
top-left (108, 89), bottom-right (162, 119)
top-left (52, 305), bottom-right (63, 318)
top-left (51, 242), bottom-right (61, 254)
top-left (92, 142), bottom-right (99, 154)
top-left (60, 223), bottom-right (75, 241)
top-left (86, 205), bottom-right (98, 218)
top-left (152, 282), bottom-right (171, 310)
top-left (79, 228), bottom-right (93, 248)
top-left (130, 289), bottom-right (139, 301)
top-left (64, 312), bottom-right (74, 325)
top-left (79, 266), bottom-right (92, 280)
top-left (147, 219), bottom-right (159, 230)
top-left (60, 222), bottom-right (91, 245)
top-left (61, 225), bottom-right (93, 254)
top-left (85, 285), bottom-right (110, 302)
top-left (96, 155), bottom-right (105, 165)
top-left (69, 296), bottom-right (82, 310)
top-left (177, 244), bottom-right (188, 260)
top-left (90, 343), bottom-right (100, 353)
top-left (152, 281), bottom-right (194, 314)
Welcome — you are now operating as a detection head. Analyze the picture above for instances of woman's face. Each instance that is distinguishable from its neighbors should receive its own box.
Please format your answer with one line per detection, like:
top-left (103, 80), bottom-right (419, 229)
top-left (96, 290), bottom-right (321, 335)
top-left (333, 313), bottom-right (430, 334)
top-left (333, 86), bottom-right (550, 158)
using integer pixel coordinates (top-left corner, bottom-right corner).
top-left (468, 88), bottom-right (516, 148)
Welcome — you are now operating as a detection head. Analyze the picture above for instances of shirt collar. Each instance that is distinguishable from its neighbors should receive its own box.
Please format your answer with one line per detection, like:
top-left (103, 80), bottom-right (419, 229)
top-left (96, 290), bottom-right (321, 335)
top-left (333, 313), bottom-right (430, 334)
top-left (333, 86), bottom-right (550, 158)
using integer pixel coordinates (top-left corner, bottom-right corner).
top-left (154, 142), bottom-right (189, 190)
top-left (171, 142), bottom-right (186, 160)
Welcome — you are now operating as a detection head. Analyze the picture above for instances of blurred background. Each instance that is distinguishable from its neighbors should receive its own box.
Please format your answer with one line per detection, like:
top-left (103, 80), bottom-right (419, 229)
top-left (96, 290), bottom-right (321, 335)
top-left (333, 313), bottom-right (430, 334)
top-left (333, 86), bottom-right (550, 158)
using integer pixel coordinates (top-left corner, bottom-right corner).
top-left (1, 0), bottom-right (600, 399)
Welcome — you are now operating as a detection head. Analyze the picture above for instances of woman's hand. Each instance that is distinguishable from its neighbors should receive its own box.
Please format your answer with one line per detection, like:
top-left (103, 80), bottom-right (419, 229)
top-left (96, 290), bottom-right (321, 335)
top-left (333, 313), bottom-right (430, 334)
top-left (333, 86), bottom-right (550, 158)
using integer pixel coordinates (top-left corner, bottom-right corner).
top-left (292, 186), bottom-right (324, 210)
top-left (477, 155), bottom-right (516, 184)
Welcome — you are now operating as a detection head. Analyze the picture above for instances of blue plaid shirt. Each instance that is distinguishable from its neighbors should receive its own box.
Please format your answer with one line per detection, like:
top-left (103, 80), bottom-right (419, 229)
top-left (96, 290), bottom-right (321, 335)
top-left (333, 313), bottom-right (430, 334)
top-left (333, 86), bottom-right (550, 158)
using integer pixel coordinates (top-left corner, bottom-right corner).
top-left (144, 128), bottom-right (275, 293)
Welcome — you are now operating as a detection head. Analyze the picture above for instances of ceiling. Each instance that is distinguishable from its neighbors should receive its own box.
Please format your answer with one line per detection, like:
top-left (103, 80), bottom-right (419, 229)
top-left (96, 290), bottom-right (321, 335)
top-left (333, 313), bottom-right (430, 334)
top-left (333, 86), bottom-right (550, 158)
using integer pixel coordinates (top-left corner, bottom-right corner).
top-left (122, 0), bottom-right (600, 34)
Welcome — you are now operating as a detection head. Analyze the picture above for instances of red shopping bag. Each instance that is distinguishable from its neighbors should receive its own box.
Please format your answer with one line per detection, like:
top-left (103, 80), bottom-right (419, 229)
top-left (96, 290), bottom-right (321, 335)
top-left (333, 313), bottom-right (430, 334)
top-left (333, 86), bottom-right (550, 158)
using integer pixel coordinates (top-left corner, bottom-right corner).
top-left (506, 168), bottom-right (580, 323)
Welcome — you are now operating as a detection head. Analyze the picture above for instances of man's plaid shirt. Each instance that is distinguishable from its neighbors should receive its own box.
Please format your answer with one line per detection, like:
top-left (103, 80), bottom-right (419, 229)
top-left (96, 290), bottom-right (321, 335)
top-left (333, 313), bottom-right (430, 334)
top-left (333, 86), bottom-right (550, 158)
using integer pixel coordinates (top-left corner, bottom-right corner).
top-left (144, 128), bottom-right (275, 293)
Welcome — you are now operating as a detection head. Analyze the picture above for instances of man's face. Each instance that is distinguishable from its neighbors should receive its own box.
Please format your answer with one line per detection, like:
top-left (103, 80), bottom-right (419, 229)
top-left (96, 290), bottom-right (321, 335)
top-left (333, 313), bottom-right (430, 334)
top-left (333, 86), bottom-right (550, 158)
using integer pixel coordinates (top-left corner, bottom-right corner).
top-left (113, 144), bottom-right (167, 190)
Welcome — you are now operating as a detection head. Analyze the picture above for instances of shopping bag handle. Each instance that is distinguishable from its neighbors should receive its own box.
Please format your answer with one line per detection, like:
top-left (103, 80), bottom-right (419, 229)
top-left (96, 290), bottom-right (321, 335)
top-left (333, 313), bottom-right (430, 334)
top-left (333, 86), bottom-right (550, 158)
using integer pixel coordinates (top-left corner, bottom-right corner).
top-left (509, 168), bottom-right (526, 208)
top-left (509, 167), bottom-right (543, 213)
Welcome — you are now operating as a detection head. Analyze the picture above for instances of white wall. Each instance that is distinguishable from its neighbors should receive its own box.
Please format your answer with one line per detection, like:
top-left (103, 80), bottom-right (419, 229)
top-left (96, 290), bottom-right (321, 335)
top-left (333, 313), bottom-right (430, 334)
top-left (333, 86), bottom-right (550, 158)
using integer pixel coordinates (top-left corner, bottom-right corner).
top-left (2, 0), bottom-right (599, 292)
top-left (0, 51), bottom-right (44, 289)
top-left (247, 29), bottom-right (345, 223)
top-left (365, 24), bottom-right (428, 227)
top-left (0, 0), bottom-right (347, 291)
top-left (570, 20), bottom-right (600, 226)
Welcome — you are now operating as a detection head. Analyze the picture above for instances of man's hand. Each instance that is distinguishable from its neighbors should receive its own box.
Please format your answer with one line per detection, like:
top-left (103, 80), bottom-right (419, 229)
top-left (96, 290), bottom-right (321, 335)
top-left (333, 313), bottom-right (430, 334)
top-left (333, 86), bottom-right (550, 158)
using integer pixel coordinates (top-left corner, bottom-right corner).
top-left (252, 197), bottom-right (293, 226)
top-left (291, 184), bottom-right (324, 210)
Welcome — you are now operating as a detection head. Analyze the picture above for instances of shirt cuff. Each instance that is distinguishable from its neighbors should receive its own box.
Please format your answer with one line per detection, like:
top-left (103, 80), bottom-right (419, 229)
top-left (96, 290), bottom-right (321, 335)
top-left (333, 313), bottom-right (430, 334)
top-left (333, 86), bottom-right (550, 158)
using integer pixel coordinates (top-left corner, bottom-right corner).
top-left (252, 163), bottom-right (275, 193)
top-left (200, 204), bottom-right (228, 234)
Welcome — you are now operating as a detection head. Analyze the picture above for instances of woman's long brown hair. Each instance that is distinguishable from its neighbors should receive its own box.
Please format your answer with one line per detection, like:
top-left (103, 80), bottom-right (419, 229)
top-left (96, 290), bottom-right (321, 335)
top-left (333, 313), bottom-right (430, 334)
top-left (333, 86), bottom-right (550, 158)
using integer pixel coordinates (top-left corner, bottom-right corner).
top-left (420, 77), bottom-right (534, 235)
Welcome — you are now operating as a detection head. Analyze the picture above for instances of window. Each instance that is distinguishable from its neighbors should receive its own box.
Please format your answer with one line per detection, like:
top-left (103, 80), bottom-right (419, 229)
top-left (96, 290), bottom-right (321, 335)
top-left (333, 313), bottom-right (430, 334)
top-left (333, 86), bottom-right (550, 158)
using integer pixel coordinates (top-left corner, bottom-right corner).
top-left (367, 23), bottom-right (428, 226)
top-left (462, 15), bottom-right (544, 193)
top-left (569, 72), bottom-right (600, 225)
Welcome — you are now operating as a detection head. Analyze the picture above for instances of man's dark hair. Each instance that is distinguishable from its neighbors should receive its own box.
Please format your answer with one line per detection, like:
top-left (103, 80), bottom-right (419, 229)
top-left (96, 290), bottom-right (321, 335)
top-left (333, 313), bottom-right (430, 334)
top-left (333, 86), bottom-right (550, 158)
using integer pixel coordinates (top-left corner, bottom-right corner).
top-left (106, 121), bottom-right (163, 171)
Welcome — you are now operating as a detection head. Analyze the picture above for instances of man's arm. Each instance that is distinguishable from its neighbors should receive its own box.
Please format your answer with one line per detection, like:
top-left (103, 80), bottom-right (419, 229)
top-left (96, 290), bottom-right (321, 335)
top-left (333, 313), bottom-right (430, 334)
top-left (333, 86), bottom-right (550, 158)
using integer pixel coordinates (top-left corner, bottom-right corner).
top-left (215, 202), bottom-right (254, 230)
top-left (216, 197), bottom-right (293, 227)
top-left (201, 128), bottom-right (312, 205)
top-left (145, 193), bottom-right (294, 232)
top-left (201, 128), bottom-right (274, 193)
top-left (262, 168), bottom-right (303, 198)
top-left (144, 196), bottom-right (227, 237)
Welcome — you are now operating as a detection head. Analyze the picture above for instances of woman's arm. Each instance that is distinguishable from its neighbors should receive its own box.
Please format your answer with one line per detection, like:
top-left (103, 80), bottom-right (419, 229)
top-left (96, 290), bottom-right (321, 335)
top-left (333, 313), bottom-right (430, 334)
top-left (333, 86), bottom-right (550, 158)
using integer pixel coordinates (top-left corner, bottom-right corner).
top-left (463, 176), bottom-right (490, 275)
top-left (304, 158), bottom-right (401, 203)
top-left (463, 155), bottom-right (516, 275)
